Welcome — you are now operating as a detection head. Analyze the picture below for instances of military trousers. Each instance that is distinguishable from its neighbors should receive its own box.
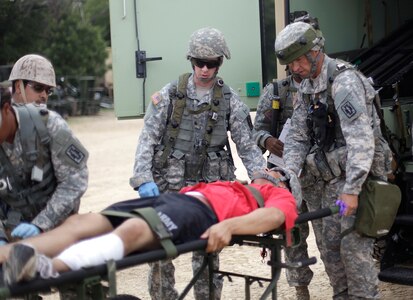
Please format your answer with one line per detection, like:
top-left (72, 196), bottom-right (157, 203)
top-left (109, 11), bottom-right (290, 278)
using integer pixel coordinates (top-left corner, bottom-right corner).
top-left (284, 180), bottom-right (325, 287)
top-left (148, 251), bottom-right (223, 300)
top-left (321, 177), bottom-right (379, 299)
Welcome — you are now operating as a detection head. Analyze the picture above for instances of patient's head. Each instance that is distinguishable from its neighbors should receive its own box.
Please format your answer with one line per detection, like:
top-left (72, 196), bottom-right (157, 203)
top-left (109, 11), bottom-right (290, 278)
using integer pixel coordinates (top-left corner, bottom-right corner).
top-left (251, 167), bottom-right (302, 206)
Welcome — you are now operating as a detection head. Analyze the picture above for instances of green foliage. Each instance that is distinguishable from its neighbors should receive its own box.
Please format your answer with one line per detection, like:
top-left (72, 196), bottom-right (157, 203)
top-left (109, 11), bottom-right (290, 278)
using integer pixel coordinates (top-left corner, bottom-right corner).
top-left (0, 0), bottom-right (110, 78)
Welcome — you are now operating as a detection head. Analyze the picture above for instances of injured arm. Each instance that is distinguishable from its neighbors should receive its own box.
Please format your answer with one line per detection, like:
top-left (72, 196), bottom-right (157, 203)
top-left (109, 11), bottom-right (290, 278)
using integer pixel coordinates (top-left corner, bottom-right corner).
top-left (201, 207), bottom-right (285, 253)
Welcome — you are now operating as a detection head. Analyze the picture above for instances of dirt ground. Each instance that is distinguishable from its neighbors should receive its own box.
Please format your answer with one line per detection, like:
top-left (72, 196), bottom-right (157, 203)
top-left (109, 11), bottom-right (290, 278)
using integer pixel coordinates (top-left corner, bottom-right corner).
top-left (44, 109), bottom-right (413, 299)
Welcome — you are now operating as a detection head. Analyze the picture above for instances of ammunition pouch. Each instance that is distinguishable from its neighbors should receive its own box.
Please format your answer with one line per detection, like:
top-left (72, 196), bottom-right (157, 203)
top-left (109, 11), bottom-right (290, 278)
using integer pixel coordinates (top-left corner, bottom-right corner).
top-left (306, 147), bottom-right (346, 182)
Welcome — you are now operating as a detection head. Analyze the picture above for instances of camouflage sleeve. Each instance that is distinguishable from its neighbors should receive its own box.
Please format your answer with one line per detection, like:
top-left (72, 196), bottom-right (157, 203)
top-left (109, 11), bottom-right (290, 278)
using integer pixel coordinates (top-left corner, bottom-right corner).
top-left (253, 83), bottom-right (273, 150)
top-left (332, 71), bottom-right (374, 195)
top-left (31, 111), bottom-right (89, 231)
top-left (228, 88), bottom-right (266, 178)
top-left (129, 84), bottom-right (170, 189)
top-left (283, 96), bottom-right (311, 175)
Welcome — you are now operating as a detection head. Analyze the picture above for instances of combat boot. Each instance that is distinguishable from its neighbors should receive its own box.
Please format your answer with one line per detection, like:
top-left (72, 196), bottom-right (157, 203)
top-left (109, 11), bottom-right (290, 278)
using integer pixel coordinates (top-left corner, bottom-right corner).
top-left (295, 286), bottom-right (310, 300)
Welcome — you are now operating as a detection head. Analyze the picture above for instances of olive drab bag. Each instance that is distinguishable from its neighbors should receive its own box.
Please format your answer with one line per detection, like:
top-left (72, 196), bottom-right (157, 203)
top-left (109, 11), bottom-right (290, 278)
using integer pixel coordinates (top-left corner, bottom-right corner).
top-left (354, 178), bottom-right (401, 238)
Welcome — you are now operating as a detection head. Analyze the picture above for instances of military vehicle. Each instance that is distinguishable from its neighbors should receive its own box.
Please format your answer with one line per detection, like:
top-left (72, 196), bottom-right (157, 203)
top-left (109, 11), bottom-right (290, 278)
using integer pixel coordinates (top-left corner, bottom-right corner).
top-left (350, 18), bottom-right (413, 286)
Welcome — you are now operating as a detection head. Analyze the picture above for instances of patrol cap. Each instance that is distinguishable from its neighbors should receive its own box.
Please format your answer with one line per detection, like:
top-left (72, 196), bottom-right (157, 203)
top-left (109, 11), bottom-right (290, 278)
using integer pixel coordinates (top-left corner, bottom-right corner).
top-left (9, 54), bottom-right (56, 87)
top-left (274, 22), bottom-right (319, 65)
top-left (187, 27), bottom-right (231, 60)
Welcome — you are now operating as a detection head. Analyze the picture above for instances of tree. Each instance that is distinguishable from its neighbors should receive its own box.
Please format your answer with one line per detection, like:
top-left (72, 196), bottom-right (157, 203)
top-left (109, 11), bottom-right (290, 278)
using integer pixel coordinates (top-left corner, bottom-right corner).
top-left (0, 0), bottom-right (108, 78)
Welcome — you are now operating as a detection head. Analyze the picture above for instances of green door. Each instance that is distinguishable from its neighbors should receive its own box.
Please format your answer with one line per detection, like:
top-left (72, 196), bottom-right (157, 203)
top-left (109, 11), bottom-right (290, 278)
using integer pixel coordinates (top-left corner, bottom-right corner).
top-left (109, 0), bottom-right (263, 119)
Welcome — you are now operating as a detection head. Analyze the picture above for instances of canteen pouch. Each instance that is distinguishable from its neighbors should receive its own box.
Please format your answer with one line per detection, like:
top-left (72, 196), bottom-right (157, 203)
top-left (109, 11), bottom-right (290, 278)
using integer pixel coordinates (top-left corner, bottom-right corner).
top-left (355, 178), bottom-right (401, 238)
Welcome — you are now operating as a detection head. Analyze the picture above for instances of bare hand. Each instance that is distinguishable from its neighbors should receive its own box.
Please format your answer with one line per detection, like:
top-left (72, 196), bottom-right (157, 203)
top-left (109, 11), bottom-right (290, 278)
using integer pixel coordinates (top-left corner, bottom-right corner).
top-left (339, 193), bottom-right (358, 216)
top-left (201, 223), bottom-right (232, 253)
top-left (265, 137), bottom-right (284, 157)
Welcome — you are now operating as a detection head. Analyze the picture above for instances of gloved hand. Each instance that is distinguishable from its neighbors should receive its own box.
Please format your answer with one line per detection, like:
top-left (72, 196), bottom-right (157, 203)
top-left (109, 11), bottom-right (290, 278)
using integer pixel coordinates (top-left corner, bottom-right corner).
top-left (335, 200), bottom-right (347, 216)
top-left (138, 182), bottom-right (160, 197)
top-left (0, 239), bottom-right (7, 246)
top-left (11, 223), bottom-right (41, 239)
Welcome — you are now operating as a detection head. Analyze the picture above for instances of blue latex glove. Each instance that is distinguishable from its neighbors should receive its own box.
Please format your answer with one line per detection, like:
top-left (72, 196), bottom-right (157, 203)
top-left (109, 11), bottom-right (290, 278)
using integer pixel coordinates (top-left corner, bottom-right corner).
top-left (138, 182), bottom-right (160, 197)
top-left (11, 223), bottom-right (41, 239)
top-left (335, 200), bottom-right (347, 216)
top-left (0, 239), bottom-right (7, 246)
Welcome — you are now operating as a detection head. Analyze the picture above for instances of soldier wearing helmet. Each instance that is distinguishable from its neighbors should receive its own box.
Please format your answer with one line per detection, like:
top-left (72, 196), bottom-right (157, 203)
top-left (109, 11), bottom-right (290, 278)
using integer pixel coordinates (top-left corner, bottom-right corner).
top-left (253, 16), bottom-right (326, 300)
top-left (9, 54), bottom-right (56, 105)
top-left (130, 27), bottom-right (266, 299)
top-left (276, 22), bottom-right (392, 299)
top-left (0, 65), bottom-right (88, 249)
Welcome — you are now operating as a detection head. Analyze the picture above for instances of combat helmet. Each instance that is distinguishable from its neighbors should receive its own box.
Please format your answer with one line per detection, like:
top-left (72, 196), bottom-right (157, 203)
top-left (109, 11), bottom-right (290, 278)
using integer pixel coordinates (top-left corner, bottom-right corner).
top-left (9, 54), bottom-right (56, 87)
top-left (251, 167), bottom-right (302, 206)
top-left (274, 22), bottom-right (321, 65)
top-left (186, 27), bottom-right (231, 61)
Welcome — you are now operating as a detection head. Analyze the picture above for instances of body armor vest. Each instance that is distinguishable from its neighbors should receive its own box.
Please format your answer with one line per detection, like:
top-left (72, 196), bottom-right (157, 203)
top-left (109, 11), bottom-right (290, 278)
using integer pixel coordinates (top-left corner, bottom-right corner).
top-left (0, 105), bottom-right (56, 226)
top-left (153, 73), bottom-right (233, 189)
top-left (272, 77), bottom-right (296, 138)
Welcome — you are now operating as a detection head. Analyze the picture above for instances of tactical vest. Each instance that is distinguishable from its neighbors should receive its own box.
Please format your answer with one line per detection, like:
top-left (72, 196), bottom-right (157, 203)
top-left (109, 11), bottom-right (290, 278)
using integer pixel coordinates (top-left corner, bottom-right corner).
top-left (272, 77), bottom-right (296, 138)
top-left (303, 59), bottom-right (353, 150)
top-left (0, 105), bottom-right (56, 226)
top-left (304, 59), bottom-right (392, 181)
top-left (153, 73), bottom-right (234, 190)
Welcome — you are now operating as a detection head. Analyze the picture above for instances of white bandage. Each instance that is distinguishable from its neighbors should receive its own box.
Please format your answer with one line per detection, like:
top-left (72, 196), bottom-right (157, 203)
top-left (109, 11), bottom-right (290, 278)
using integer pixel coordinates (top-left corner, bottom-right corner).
top-left (56, 233), bottom-right (124, 271)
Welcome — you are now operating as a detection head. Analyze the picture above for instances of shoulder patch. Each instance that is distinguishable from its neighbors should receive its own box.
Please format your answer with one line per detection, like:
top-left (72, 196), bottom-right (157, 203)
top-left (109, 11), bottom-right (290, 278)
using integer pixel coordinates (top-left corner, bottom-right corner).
top-left (65, 144), bottom-right (86, 164)
top-left (151, 92), bottom-right (162, 106)
top-left (340, 101), bottom-right (357, 119)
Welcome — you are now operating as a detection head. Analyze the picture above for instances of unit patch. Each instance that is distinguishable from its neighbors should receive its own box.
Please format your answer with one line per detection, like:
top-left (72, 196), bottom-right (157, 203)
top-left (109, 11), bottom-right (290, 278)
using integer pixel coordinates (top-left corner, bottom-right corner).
top-left (340, 101), bottom-right (357, 119)
top-left (66, 144), bottom-right (86, 164)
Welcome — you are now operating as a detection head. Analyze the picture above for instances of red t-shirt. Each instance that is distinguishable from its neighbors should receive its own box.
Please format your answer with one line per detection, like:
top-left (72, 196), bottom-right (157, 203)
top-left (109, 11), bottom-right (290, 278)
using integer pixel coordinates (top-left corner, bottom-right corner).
top-left (180, 181), bottom-right (297, 231)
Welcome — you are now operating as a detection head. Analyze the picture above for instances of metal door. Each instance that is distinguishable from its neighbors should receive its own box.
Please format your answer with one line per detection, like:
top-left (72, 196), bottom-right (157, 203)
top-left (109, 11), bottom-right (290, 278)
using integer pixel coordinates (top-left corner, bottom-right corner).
top-left (109, 0), bottom-right (262, 119)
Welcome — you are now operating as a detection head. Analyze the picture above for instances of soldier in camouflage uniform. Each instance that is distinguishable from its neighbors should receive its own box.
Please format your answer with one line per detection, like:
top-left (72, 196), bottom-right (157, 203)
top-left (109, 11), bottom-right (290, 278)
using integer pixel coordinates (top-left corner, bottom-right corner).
top-left (274, 22), bottom-right (393, 299)
top-left (253, 15), bottom-right (325, 300)
top-left (253, 73), bottom-right (324, 300)
top-left (0, 85), bottom-right (88, 247)
top-left (130, 27), bottom-right (266, 300)
top-left (9, 54), bottom-right (56, 105)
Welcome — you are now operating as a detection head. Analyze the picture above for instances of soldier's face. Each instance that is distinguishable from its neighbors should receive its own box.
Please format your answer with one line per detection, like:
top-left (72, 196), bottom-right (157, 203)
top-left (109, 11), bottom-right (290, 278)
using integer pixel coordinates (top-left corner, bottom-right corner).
top-left (192, 58), bottom-right (220, 85)
top-left (14, 80), bottom-right (52, 105)
top-left (289, 55), bottom-right (312, 78)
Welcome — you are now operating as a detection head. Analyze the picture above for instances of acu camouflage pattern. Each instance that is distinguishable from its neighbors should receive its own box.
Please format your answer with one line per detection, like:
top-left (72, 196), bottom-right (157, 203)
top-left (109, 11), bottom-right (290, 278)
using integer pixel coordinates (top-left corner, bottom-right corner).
top-left (253, 76), bottom-right (297, 150)
top-left (0, 105), bottom-right (88, 236)
top-left (186, 27), bottom-right (231, 60)
top-left (130, 73), bottom-right (265, 190)
top-left (284, 54), bottom-right (386, 299)
top-left (253, 76), bottom-right (324, 289)
top-left (132, 73), bottom-right (265, 300)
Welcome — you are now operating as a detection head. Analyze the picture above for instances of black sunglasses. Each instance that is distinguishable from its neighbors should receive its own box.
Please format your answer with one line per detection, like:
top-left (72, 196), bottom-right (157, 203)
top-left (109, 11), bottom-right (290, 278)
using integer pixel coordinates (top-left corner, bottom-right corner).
top-left (191, 58), bottom-right (221, 69)
top-left (27, 82), bottom-right (53, 96)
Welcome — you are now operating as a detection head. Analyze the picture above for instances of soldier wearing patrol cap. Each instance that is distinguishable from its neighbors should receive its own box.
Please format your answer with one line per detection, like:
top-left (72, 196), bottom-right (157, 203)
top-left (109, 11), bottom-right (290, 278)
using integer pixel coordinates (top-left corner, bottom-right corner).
top-left (275, 22), bottom-right (392, 299)
top-left (130, 27), bottom-right (266, 300)
top-left (0, 83), bottom-right (88, 246)
top-left (9, 54), bottom-right (56, 105)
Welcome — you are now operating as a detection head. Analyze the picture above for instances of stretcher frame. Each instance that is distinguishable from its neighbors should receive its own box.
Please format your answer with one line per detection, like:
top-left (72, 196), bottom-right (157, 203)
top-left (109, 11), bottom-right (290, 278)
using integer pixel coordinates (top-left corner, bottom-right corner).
top-left (0, 207), bottom-right (337, 300)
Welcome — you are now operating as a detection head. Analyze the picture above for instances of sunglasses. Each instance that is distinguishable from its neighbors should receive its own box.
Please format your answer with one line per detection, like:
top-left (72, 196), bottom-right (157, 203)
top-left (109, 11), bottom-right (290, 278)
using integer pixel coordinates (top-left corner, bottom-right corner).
top-left (191, 58), bottom-right (221, 69)
top-left (27, 82), bottom-right (53, 96)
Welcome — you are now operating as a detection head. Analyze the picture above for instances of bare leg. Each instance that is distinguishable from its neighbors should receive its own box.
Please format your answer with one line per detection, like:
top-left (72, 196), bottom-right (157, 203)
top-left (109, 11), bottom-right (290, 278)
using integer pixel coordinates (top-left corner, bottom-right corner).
top-left (51, 217), bottom-right (160, 273)
top-left (0, 213), bottom-right (113, 264)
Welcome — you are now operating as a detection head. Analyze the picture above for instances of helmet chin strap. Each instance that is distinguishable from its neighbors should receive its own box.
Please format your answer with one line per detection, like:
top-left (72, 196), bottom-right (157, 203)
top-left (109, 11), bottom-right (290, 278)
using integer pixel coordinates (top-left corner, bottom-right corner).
top-left (305, 50), bottom-right (323, 78)
top-left (19, 80), bottom-right (28, 104)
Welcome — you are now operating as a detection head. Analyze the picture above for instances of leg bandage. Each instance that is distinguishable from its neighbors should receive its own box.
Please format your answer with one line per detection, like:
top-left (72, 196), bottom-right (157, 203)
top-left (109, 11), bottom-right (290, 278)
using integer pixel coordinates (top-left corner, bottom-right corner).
top-left (56, 233), bottom-right (124, 271)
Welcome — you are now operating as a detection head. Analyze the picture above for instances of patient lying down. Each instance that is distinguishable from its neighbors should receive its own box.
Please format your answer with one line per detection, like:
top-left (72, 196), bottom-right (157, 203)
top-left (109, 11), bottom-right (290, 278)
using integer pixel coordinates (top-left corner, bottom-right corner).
top-left (0, 168), bottom-right (298, 285)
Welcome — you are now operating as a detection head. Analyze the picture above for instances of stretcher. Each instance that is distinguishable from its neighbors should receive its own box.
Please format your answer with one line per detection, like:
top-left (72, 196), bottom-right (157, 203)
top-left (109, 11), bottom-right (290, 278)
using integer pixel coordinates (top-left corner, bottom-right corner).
top-left (0, 206), bottom-right (338, 300)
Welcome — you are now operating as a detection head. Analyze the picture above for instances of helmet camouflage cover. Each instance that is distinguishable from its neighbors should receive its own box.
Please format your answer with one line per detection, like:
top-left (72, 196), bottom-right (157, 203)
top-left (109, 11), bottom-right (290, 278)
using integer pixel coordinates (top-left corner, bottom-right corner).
top-left (274, 22), bottom-right (319, 65)
top-left (187, 27), bottom-right (231, 60)
top-left (9, 54), bottom-right (56, 87)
